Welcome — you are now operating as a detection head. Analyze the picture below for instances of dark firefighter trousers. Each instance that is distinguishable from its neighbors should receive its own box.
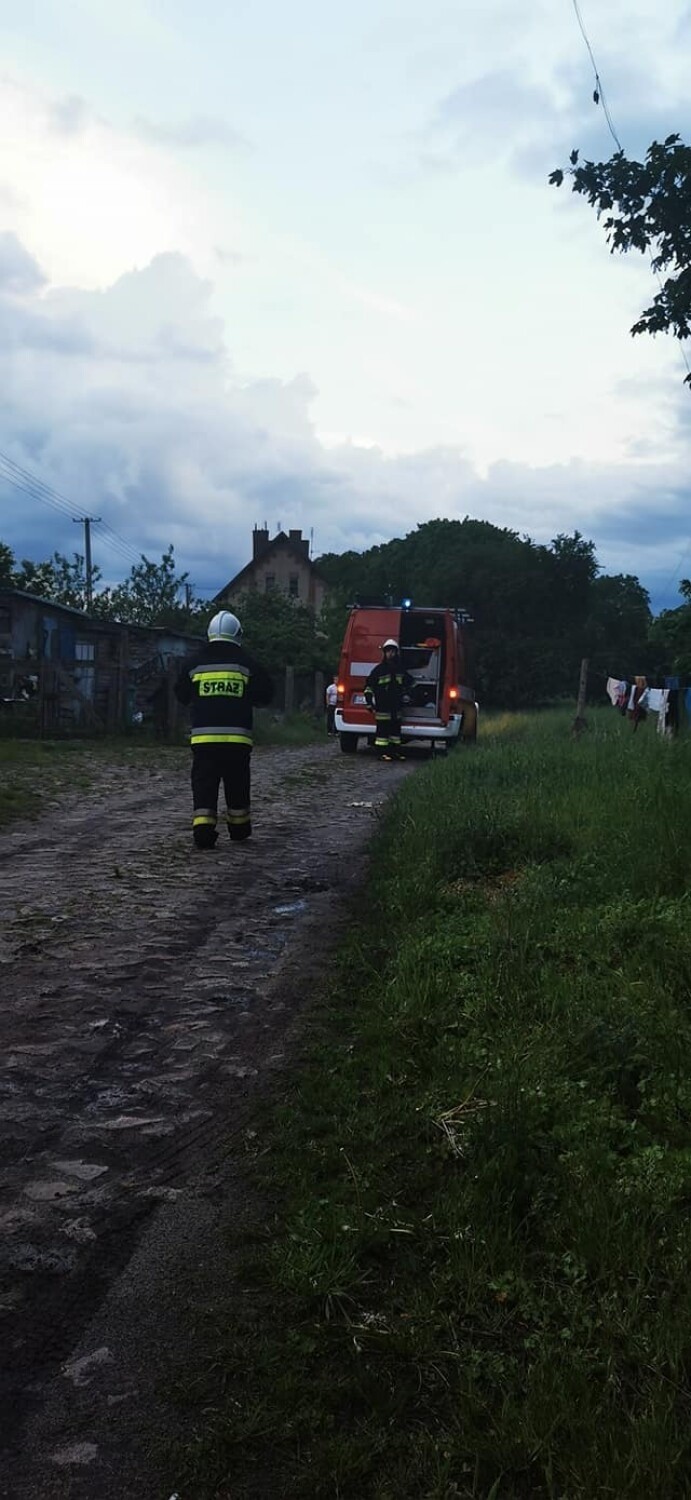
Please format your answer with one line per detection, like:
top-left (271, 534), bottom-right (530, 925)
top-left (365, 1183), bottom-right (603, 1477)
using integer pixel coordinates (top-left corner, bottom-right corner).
top-left (374, 712), bottom-right (402, 756)
top-left (191, 744), bottom-right (252, 847)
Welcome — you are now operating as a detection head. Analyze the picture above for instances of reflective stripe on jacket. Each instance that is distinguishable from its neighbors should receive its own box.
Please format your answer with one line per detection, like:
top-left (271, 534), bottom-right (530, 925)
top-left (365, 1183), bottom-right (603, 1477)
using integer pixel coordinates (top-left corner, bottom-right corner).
top-left (174, 641), bottom-right (274, 746)
top-left (364, 659), bottom-right (414, 717)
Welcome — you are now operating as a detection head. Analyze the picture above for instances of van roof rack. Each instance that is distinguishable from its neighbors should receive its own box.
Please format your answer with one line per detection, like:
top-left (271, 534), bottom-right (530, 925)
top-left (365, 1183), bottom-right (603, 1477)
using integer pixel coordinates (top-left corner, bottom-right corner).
top-left (346, 600), bottom-right (474, 623)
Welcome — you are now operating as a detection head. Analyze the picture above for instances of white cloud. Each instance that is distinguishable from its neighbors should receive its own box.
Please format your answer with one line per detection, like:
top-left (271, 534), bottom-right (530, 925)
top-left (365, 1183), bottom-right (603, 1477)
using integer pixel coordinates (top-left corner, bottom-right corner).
top-left (1, 238), bottom-right (688, 612)
top-left (0, 231), bottom-right (46, 294)
top-left (133, 114), bottom-right (249, 151)
top-left (0, 73), bottom-right (240, 288)
top-left (3, 5), bottom-right (691, 616)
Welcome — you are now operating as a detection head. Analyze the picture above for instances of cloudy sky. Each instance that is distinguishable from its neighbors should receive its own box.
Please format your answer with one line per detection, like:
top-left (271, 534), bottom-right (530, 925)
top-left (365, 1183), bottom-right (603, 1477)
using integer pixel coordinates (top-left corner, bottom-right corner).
top-left (1, 0), bottom-right (691, 610)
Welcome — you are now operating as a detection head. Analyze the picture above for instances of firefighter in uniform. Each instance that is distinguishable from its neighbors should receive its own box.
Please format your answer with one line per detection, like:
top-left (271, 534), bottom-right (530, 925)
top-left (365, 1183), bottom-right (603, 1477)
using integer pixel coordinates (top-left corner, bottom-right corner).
top-left (175, 611), bottom-right (273, 848)
top-left (364, 638), bottom-right (413, 761)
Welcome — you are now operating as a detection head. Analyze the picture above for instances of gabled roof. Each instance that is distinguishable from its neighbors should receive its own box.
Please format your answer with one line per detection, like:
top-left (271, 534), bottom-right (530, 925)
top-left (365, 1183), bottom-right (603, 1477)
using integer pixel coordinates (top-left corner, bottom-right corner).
top-left (214, 531), bottom-right (328, 602)
top-left (0, 588), bottom-right (203, 644)
top-left (0, 587), bottom-right (122, 629)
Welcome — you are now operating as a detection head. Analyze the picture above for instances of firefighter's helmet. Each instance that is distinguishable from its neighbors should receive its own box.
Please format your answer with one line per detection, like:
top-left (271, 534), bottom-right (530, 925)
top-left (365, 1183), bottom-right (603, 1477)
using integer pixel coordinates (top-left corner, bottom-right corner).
top-left (208, 610), bottom-right (242, 643)
top-left (382, 638), bottom-right (398, 651)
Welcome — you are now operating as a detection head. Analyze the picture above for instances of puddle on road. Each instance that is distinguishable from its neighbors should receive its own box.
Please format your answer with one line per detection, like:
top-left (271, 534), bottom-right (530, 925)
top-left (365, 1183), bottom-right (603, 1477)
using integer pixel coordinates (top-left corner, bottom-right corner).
top-left (84, 1087), bottom-right (136, 1116)
top-left (242, 940), bottom-right (286, 961)
top-left (207, 992), bottom-right (255, 1008)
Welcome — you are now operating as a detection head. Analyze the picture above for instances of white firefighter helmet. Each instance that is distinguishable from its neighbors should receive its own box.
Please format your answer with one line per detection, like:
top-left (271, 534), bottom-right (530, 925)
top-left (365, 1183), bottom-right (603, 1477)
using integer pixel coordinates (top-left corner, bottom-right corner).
top-left (208, 610), bottom-right (242, 643)
top-left (382, 637), bottom-right (399, 651)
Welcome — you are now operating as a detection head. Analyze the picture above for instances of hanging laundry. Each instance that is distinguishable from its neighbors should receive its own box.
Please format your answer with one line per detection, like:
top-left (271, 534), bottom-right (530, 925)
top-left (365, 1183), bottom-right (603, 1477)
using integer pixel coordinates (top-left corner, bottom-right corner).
top-left (645, 688), bottom-right (665, 713)
top-left (657, 689), bottom-right (671, 737)
top-left (628, 683), bottom-right (649, 711)
top-left (606, 677), bottom-right (628, 707)
top-left (628, 677), bottom-right (648, 731)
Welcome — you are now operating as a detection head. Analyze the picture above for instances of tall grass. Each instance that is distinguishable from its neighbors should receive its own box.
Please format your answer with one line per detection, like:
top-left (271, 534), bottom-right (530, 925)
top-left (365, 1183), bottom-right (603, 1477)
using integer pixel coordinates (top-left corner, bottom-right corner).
top-left (170, 708), bottom-right (691, 1498)
top-left (253, 709), bottom-right (325, 746)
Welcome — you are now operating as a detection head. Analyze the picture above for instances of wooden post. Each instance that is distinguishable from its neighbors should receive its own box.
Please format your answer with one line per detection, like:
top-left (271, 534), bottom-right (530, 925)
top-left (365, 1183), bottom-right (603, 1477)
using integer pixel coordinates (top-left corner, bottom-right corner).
top-left (166, 662), bottom-right (177, 740)
top-left (116, 631), bottom-right (129, 732)
top-left (37, 663), bottom-right (47, 739)
top-left (285, 664), bottom-right (295, 717)
top-left (572, 657), bottom-right (589, 737)
top-left (314, 669), bottom-right (324, 714)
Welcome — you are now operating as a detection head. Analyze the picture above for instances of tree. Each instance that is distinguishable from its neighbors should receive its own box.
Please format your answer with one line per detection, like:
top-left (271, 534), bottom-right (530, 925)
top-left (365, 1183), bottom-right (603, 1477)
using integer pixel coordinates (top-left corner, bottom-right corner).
top-left (49, 552), bottom-right (101, 610)
top-left (8, 550), bottom-right (102, 608)
top-left (235, 589), bottom-right (329, 673)
top-left (100, 545), bottom-right (194, 628)
top-left (317, 518), bottom-right (654, 707)
top-left (585, 573), bottom-right (652, 677)
top-left (551, 136), bottom-right (691, 380)
top-left (649, 579), bottom-right (691, 677)
top-left (0, 538), bottom-right (204, 630)
top-left (11, 557), bottom-right (62, 598)
top-left (0, 542), bottom-right (15, 588)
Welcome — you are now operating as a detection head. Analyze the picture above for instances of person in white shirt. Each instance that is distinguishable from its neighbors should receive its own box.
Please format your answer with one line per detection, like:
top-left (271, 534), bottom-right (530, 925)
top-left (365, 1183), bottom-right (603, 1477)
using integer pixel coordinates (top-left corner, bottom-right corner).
top-left (325, 677), bottom-right (338, 735)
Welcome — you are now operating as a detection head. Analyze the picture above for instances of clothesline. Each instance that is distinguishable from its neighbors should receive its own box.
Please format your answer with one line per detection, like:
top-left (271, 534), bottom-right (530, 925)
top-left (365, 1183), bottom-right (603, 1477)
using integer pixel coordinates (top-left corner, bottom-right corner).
top-left (605, 675), bottom-right (690, 737)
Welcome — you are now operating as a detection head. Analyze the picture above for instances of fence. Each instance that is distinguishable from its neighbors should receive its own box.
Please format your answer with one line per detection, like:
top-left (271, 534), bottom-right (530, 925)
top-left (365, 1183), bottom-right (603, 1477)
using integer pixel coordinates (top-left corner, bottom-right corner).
top-left (1, 657), bottom-right (327, 739)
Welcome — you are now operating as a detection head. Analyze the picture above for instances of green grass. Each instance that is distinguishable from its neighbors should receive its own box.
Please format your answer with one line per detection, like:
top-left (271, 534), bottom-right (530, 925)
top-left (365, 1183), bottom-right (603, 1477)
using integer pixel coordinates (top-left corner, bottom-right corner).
top-left (254, 709), bottom-right (326, 746)
top-left (167, 707), bottom-right (691, 1499)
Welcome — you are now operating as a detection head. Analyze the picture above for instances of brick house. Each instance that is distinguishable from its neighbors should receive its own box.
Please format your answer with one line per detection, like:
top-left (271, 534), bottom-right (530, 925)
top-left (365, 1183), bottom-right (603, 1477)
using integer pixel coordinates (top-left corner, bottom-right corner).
top-left (213, 527), bottom-right (328, 614)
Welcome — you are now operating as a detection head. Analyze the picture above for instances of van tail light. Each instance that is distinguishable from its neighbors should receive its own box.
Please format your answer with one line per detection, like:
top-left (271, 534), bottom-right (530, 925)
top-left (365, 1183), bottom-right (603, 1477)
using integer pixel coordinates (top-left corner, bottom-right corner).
top-left (449, 687), bottom-right (459, 700)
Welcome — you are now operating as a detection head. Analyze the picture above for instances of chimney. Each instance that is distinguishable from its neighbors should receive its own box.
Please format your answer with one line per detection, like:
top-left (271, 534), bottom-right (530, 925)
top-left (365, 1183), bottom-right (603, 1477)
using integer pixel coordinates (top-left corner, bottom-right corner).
top-left (253, 524), bottom-right (269, 560)
top-left (289, 527), bottom-right (310, 559)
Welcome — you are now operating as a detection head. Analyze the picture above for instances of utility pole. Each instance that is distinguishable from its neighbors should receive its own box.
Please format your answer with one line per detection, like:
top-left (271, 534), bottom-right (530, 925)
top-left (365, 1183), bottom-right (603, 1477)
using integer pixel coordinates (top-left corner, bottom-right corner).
top-left (184, 583), bottom-right (192, 611)
top-left (73, 516), bottom-right (101, 611)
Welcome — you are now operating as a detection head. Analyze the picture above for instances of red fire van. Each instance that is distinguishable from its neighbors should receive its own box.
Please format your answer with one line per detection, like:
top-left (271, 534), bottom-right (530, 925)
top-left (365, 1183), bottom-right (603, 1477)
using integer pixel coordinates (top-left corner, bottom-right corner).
top-left (334, 603), bottom-right (477, 754)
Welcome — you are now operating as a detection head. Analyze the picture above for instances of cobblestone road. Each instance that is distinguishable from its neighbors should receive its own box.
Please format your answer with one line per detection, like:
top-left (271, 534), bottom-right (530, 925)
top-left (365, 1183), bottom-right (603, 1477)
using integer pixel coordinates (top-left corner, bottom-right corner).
top-left (0, 741), bottom-right (410, 1487)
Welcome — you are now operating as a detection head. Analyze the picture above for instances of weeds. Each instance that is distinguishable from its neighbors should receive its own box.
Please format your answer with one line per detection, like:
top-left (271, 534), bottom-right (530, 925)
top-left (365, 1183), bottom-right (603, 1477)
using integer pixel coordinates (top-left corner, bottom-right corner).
top-left (167, 707), bottom-right (691, 1498)
top-left (254, 710), bottom-right (325, 747)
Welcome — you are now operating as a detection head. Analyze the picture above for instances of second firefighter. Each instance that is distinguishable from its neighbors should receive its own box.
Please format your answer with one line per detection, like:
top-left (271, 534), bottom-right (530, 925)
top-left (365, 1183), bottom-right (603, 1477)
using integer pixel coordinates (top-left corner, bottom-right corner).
top-left (364, 638), bottom-right (413, 760)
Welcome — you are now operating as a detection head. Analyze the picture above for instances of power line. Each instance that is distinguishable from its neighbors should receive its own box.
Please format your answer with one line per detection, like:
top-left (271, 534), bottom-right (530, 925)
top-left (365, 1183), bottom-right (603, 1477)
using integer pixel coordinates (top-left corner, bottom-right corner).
top-left (568, 0), bottom-right (691, 615)
top-left (0, 453), bottom-right (81, 525)
top-left (570, 0), bottom-right (623, 152)
top-left (0, 448), bottom-right (142, 573)
top-left (97, 519), bottom-right (143, 568)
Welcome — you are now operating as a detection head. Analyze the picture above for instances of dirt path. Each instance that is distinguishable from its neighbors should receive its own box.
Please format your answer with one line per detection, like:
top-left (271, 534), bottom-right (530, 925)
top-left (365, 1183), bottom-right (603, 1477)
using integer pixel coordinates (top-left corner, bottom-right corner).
top-left (0, 741), bottom-right (410, 1496)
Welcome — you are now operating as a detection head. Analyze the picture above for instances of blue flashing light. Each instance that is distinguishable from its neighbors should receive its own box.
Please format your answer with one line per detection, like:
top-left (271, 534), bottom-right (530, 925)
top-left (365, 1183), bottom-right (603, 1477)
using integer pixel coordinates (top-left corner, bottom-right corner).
top-left (402, 597), bottom-right (413, 609)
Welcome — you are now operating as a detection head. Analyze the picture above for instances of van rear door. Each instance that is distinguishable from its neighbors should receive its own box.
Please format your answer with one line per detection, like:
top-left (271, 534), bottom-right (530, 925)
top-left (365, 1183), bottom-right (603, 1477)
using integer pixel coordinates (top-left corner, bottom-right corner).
top-left (399, 610), bottom-right (448, 724)
top-left (339, 608), bottom-right (401, 725)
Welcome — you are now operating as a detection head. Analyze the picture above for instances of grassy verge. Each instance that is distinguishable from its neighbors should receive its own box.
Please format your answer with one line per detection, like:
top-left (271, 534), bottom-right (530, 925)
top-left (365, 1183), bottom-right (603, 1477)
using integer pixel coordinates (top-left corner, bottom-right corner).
top-left (168, 707), bottom-right (691, 1498)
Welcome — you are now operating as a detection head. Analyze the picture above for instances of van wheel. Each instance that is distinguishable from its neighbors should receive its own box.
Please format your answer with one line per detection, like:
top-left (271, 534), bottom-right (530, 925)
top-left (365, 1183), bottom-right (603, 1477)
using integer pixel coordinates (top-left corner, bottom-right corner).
top-left (339, 733), bottom-right (359, 754)
top-left (461, 706), bottom-right (478, 744)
